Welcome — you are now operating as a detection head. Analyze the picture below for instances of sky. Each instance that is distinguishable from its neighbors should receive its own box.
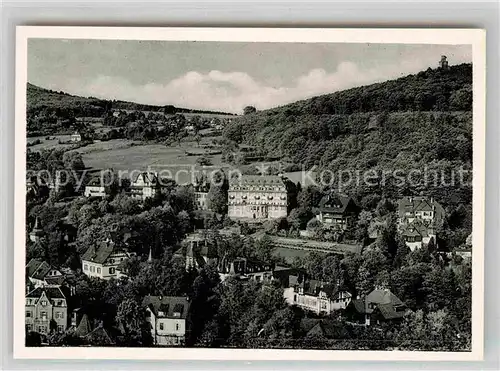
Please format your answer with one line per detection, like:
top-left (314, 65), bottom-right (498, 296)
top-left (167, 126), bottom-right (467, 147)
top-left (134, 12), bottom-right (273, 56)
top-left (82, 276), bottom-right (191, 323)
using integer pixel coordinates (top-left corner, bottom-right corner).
top-left (28, 39), bottom-right (472, 114)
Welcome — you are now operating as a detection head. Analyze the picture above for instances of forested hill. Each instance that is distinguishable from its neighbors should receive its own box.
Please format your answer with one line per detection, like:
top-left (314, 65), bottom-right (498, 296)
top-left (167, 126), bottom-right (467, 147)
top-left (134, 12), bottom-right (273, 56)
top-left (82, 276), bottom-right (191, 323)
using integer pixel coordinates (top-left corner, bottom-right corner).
top-left (223, 63), bottom-right (473, 210)
top-left (26, 83), bottom-right (234, 116)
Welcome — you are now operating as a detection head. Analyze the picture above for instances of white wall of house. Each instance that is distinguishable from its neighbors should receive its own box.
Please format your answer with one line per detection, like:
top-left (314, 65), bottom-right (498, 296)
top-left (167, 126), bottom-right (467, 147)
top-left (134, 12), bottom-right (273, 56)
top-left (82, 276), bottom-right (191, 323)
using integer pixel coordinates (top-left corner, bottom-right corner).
top-left (82, 252), bottom-right (130, 280)
top-left (283, 287), bottom-right (351, 314)
top-left (146, 309), bottom-right (187, 346)
top-left (84, 186), bottom-right (106, 198)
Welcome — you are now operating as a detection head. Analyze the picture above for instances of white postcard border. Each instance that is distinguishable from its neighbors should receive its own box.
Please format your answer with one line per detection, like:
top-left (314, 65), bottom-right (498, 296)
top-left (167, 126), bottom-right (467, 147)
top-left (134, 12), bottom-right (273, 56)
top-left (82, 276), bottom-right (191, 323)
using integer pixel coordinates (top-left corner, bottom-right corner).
top-left (13, 26), bottom-right (486, 361)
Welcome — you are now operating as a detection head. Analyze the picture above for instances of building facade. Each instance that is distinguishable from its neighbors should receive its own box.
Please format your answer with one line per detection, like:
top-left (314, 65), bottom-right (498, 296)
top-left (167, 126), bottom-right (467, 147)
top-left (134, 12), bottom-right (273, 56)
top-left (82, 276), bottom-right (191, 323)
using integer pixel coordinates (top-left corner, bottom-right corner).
top-left (71, 131), bottom-right (82, 143)
top-left (316, 194), bottom-right (359, 231)
top-left (130, 171), bottom-right (160, 200)
top-left (84, 177), bottom-right (107, 198)
top-left (26, 258), bottom-right (64, 288)
top-left (218, 256), bottom-right (274, 282)
top-left (346, 288), bottom-right (406, 326)
top-left (29, 217), bottom-right (45, 243)
top-left (25, 286), bottom-right (68, 335)
top-left (193, 179), bottom-right (210, 210)
top-left (397, 196), bottom-right (444, 250)
top-left (81, 238), bottom-right (135, 280)
top-left (283, 276), bottom-right (352, 315)
top-left (143, 296), bottom-right (190, 346)
top-left (228, 175), bottom-right (291, 220)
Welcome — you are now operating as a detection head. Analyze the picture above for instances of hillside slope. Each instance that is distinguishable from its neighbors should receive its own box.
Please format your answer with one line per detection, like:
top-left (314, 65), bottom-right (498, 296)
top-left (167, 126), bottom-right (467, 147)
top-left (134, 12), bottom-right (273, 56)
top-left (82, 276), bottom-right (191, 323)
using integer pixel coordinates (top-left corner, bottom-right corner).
top-left (223, 64), bottom-right (473, 210)
top-left (27, 83), bottom-right (234, 116)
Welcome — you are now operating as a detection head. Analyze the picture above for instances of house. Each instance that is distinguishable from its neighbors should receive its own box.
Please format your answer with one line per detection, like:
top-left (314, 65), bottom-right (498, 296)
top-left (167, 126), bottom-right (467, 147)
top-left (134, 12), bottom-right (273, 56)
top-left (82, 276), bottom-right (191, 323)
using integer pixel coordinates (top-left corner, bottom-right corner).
top-left (71, 131), bottom-right (82, 143)
top-left (25, 286), bottom-right (69, 334)
top-left (316, 193), bottom-right (359, 232)
top-left (176, 233), bottom-right (218, 271)
top-left (84, 177), bottom-right (107, 198)
top-left (29, 217), bottom-right (45, 243)
top-left (397, 196), bottom-right (445, 250)
top-left (193, 178), bottom-right (210, 210)
top-left (143, 295), bottom-right (190, 346)
top-left (130, 171), bottom-right (160, 200)
top-left (218, 256), bottom-right (274, 282)
top-left (346, 288), bottom-right (406, 326)
top-left (283, 275), bottom-right (352, 315)
top-left (300, 318), bottom-right (350, 339)
top-left (26, 258), bottom-right (64, 288)
top-left (228, 175), bottom-right (293, 220)
top-left (81, 238), bottom-right (135, 280)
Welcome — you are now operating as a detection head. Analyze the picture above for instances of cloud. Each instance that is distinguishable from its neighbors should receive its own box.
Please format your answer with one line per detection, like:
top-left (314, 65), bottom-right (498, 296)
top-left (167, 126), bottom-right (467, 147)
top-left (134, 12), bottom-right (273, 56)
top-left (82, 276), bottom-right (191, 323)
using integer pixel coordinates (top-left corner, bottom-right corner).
top-left (65, 60), bottom-right (440, 114)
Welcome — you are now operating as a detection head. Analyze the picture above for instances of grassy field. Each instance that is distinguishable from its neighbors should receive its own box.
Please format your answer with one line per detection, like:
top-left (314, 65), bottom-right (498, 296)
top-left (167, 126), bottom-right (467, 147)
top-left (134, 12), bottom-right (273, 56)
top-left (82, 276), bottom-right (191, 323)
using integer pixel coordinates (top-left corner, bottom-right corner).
top-left (27, 135), bottom-right (74, 151)
top-left (272, 247), bottom-right (320, 265)
top-left (76, 137), bottom-right (229, 184)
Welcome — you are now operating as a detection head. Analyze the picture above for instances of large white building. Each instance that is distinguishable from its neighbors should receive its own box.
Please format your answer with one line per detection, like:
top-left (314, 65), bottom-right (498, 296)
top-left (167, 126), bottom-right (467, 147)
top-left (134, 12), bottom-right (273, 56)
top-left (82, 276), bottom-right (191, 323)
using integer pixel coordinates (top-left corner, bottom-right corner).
top-left (228, 175), bottom-right (291, 220)
top-left (283, 275), bottom-right (352, 315)
top-left (81, 238), bottom-right (135, 280)
top-left (143, 295), bottom-right (190, 346)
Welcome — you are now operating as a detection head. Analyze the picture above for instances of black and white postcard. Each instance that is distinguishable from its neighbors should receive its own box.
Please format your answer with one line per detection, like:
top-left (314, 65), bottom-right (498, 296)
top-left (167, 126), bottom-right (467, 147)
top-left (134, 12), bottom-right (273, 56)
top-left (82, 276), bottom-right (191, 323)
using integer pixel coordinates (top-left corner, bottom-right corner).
top-left (14, 27), bottom-right (486, 361)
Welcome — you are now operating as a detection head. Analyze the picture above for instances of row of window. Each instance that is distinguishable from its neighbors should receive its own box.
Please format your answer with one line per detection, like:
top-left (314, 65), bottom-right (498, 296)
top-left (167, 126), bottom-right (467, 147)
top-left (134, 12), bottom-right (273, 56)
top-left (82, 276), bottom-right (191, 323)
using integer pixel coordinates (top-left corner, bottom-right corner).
top-left (83, 265), bottom-right (116, 275)
top-left (26, 310), bottom-right (64, 319)
top-left (26, 324), bottom-right (65, 333)
top-left (158, 322), bottom-right (181, 331)
top-left (405, 236), bottom-right (423, 242)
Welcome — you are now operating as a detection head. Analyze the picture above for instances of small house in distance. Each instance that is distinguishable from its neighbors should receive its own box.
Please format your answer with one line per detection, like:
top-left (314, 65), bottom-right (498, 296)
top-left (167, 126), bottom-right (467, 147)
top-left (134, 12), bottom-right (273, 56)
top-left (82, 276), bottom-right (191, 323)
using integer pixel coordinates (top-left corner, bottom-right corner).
top-left (397, 196), bottom-right (445, 250)
top-left (316, 193), bottom-right (359, 232)
top-left (346, 288), bottom-right (406, 326)
top-left (84, 177), bottom-right (107, 198)
top-left (29, 217), bottom-right (45, 243)
top-left (174, 232), bottom-right (218, 271)
top-left (218, 256), bottom-right (274, 282)
top-left (283, 275), bottom-right (352, 315)
top-left (71, 131), bottom-right (82, 143)
top-left (143, 295), bottom-right (190, 346)
top-left (81, 238), bottom-right (135, 280)
top-left (193, 178), bottom-right (210, 210)
top-left (130, 171), bottom-right (160, 201)
top-left (26, 258), bottom-right (64, 288)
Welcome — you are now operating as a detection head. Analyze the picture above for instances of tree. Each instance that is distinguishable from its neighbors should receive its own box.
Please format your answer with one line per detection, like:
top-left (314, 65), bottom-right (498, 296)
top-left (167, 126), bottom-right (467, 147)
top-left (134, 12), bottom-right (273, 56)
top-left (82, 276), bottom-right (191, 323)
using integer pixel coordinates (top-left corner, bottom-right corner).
top-left (116, 298), bottom-right (153, 346)
top-left (62, 151), bottom-right (85, 171)
top-left (207, 185), bottom-right (228, 215)
top-left (197, 155), bottom-right (213, 167)
top-left (255, 234), bottom-right (274, 263)
top-left (243, 106), bottom-right (257, 115)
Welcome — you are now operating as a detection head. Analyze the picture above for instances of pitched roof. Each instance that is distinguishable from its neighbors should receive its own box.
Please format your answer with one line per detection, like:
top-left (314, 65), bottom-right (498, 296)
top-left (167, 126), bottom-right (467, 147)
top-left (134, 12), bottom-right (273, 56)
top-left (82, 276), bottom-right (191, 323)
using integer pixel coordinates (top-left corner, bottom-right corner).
top-left (131, 171), bottom-right (158, 186)
top-left (26, 258), bottom-right (44, 277)
top-left (376, 303), bottom-right (405, 320)
top-left (81, 239), bottom-right (115, 264)
top-left (83, 325), bottom-right (115, 346)
top-left (319, 194), bottom-right (355, 214)
top-left (75, 314), bottom-right (92, 337)
top-left (26, 286), bottom-right (66, 300)
top-left (29, 260), bottom-right (52, 280)
top-left (351, 289), bottom-right (405, 318)
top-left (44, 276), bottom-right (66, 286)
top-left (142, 295), bottom-right (190, 319)
top-left (366, 289), bottom-right (404, 307)
top-left (397, 196), bottom-right (445, 220)
top-left (301, 319), bottom-right (350, 338)
top-left (401, 219), bottom-right (433, 238)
